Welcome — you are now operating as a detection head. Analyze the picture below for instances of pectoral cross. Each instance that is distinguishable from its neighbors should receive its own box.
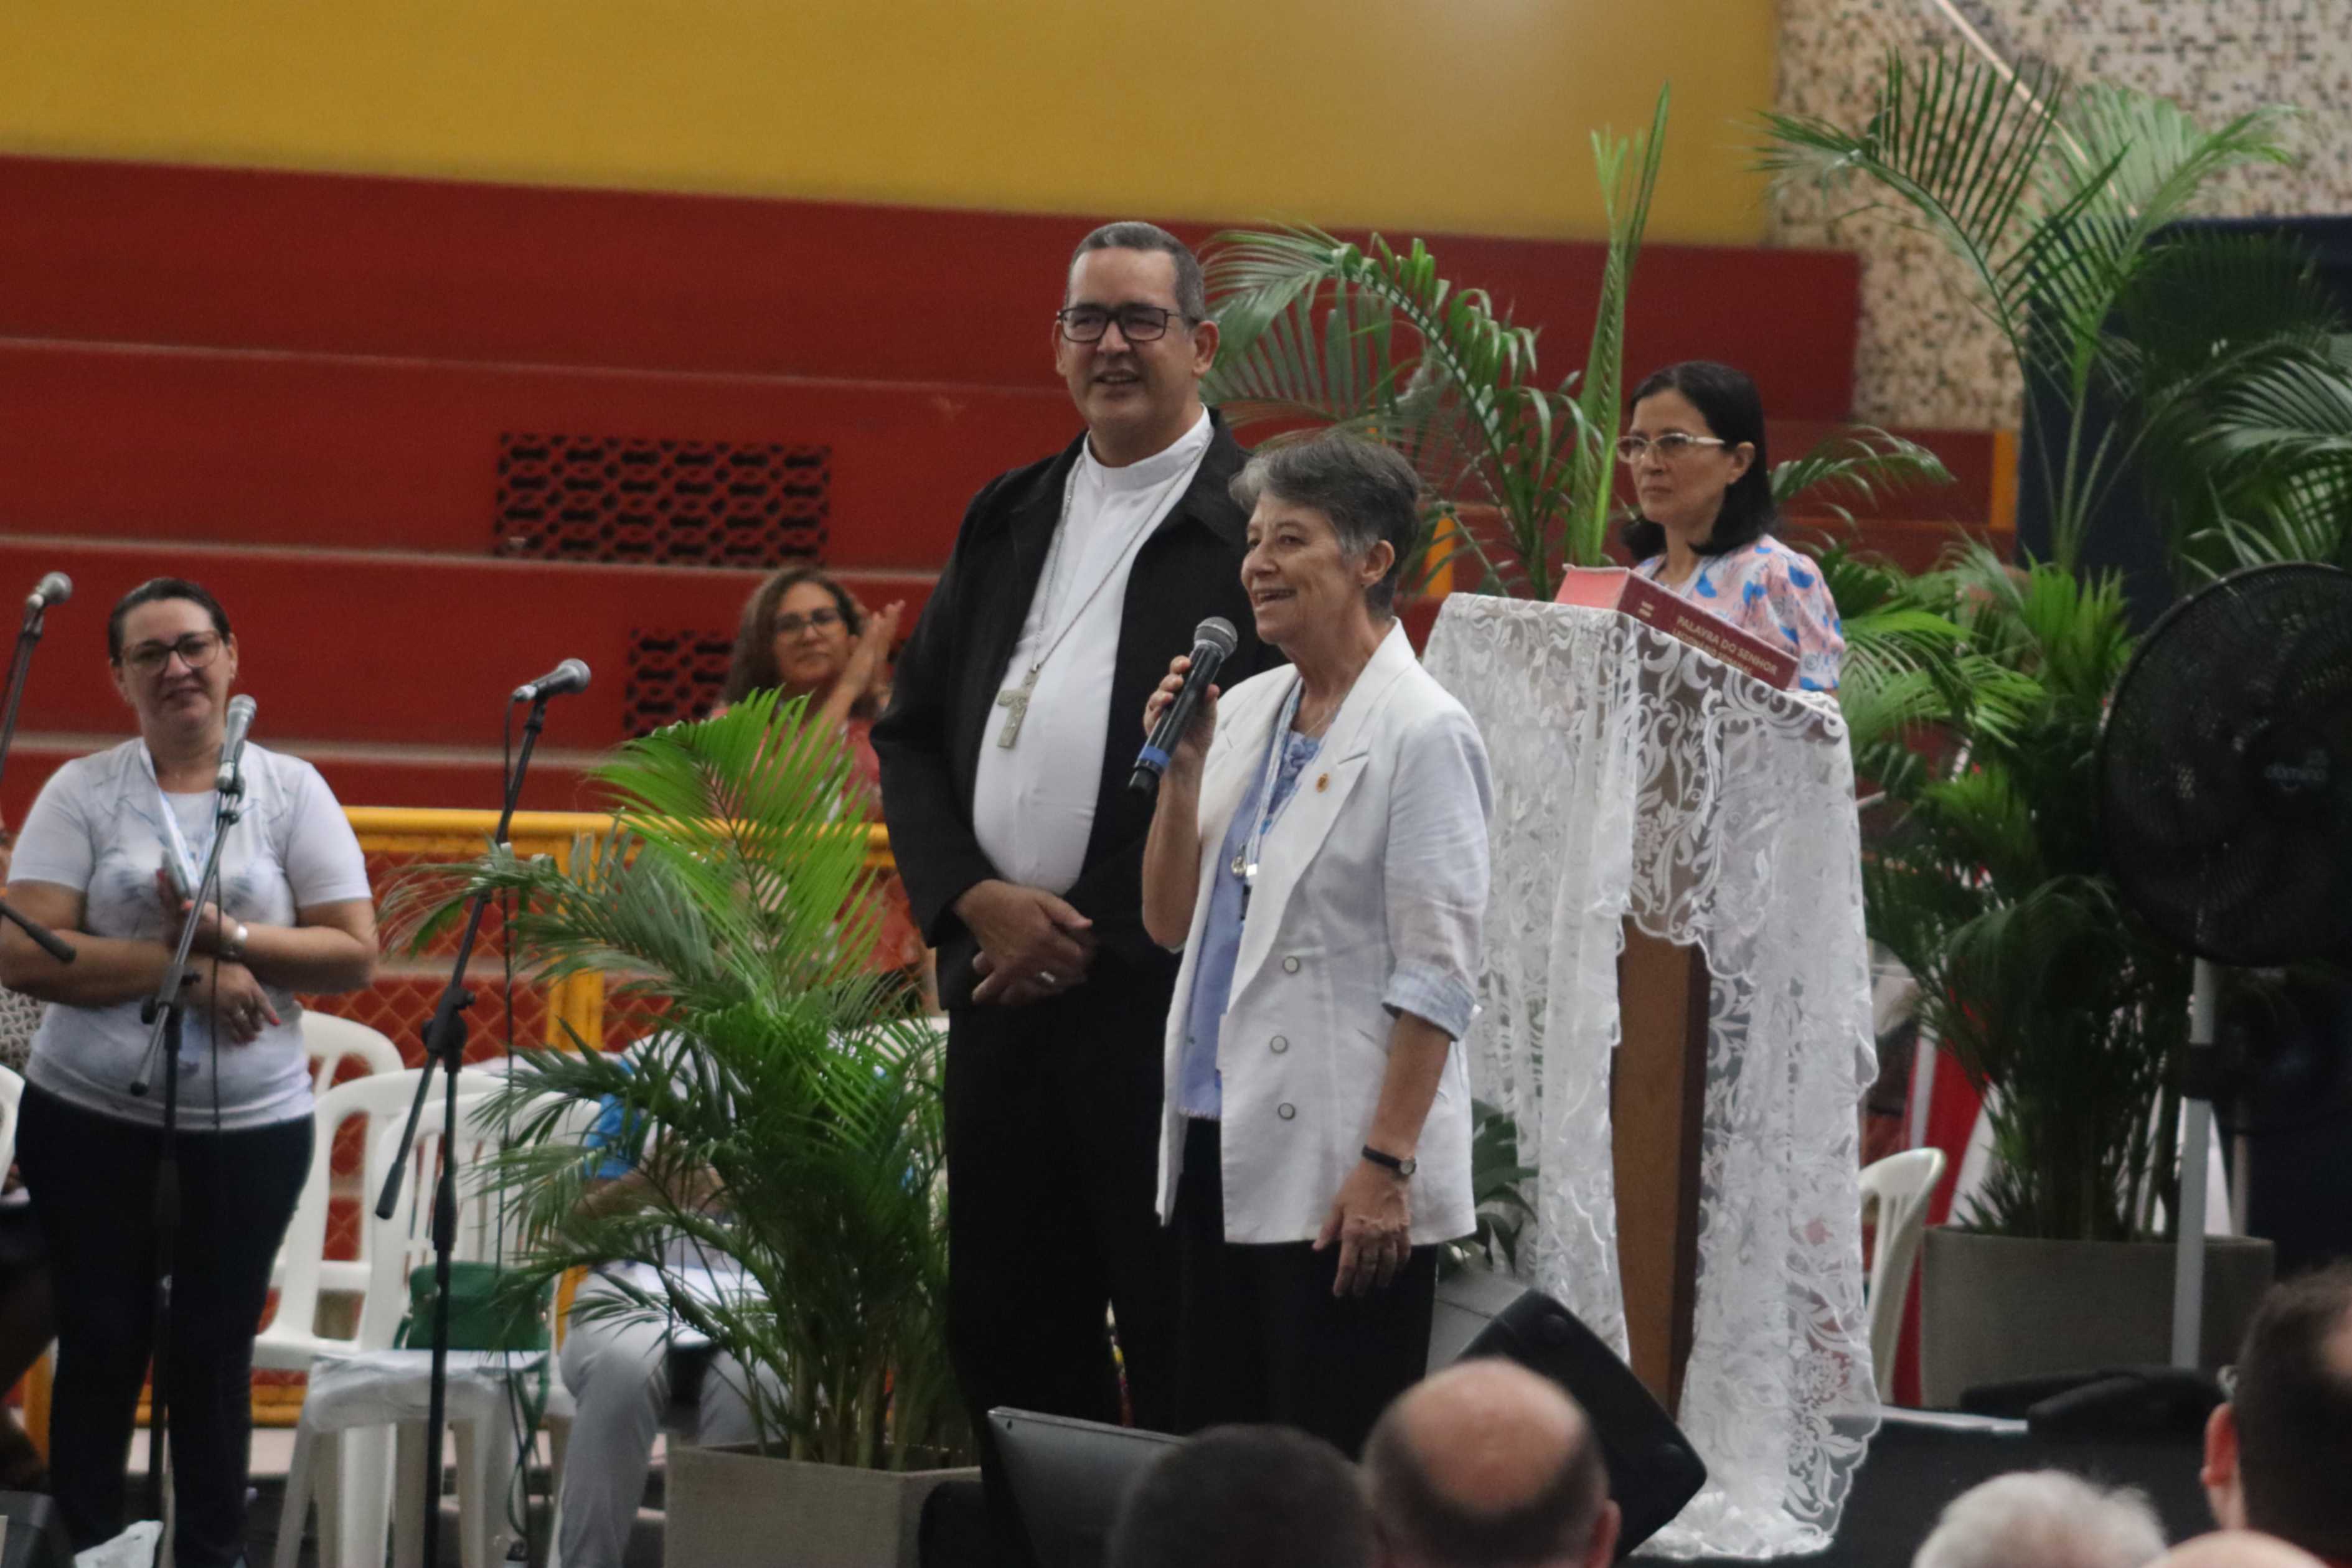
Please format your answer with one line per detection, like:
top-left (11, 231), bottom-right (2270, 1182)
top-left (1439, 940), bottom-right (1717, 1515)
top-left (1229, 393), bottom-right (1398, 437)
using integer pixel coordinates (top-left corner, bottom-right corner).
top-left (995, 667), bottom-right (1040, 748)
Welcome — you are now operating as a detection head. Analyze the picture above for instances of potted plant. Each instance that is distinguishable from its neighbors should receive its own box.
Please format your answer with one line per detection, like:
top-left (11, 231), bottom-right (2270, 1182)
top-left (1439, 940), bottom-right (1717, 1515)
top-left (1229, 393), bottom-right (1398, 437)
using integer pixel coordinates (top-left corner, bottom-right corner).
top-left (400, 691), bottom-right (971, 1567)
top-left (1760, 52), bottom-right (2321, 1399)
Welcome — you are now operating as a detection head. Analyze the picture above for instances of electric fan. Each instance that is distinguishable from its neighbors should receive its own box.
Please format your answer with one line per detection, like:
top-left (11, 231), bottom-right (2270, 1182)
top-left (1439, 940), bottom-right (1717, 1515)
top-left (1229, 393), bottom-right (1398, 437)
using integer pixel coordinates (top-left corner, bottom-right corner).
top-left (2098, 561), bottom-right (2352, 1366)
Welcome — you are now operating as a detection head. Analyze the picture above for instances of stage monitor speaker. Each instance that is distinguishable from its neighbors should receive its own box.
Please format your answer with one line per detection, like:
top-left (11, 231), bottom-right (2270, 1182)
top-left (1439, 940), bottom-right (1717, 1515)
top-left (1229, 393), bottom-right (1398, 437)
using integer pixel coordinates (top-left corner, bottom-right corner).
top-left (1437, 1271), bottom-right (1709, 1558)
top-left (0, 1493), bottom-right (73, 1568)
top-left (989, 1408), bottom-right (1183, 1568)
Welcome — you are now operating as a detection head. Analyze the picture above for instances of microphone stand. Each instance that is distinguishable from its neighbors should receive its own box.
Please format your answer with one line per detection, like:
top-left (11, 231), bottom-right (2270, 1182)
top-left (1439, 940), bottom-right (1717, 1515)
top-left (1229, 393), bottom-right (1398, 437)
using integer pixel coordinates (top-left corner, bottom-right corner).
top-left (375, 689), bottom-right (553, 1568)
top-left (0, 588), bottom-right (79, 967)
top-left (128, 759), bottom-right (245, 1549)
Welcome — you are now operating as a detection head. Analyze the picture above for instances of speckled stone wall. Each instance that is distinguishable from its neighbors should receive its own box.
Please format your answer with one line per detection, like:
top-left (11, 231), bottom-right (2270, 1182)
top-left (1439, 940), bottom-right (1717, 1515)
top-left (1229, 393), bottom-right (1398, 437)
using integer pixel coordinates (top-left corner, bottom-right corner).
top-left (1771, 0), bottom-right (2352, 428)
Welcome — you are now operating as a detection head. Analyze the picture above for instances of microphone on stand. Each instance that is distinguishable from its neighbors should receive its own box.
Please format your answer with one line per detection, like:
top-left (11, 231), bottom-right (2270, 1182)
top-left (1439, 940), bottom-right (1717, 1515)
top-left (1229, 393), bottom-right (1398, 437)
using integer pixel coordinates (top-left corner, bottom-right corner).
top-left (215, 694), bottom-right (258, 796)
top-left (26, 573), bottom-right (71, 612)
top-left (512, 659), bottom-right (591, 703)
top-left (1129, 617), bottom-right (1240, 799)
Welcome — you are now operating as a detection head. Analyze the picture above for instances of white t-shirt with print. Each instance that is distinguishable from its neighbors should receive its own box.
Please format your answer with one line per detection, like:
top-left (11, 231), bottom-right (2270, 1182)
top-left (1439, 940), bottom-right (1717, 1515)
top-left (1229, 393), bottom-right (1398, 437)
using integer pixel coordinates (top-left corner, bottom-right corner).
top-left (11, 738), bottom-right (373, 1130)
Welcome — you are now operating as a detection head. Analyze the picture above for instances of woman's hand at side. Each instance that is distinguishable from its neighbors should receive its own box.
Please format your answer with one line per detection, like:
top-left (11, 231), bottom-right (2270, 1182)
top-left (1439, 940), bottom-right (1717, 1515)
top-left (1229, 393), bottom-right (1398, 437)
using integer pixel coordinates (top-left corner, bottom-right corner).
top-left (191, 958), bottom-right (281, 1045)
top-left (1141, 654), bottom-right (1219, 786)
top-left (1317, 1158), bottom-right (1414, 1297)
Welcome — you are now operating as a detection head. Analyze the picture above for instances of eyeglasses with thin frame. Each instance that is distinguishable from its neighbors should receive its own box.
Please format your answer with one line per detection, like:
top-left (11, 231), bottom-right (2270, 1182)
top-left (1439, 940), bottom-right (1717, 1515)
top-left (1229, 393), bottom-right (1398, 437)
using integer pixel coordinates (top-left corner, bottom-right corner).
top-left (121, 631), bottom-right (224, 676)
top-left (1616, 433), bottom-right (1731, 465)
top-left (1055, 304), bottom-right (1193, 344)
top-left (773, 608), bottom-right (845, 638)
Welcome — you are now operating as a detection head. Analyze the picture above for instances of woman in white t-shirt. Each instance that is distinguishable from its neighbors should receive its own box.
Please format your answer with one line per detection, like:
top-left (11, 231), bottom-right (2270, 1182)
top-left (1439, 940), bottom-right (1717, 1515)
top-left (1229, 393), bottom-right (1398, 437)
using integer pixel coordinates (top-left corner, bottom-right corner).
top-left (0, 577), bottom-right (377, 1567)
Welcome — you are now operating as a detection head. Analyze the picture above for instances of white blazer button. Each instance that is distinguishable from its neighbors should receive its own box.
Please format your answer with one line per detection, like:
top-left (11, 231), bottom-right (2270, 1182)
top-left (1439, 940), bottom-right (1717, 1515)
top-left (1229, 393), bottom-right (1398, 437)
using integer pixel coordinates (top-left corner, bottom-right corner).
top-left (1282, 957), bottom-right (1301, 974)
top-left (1269, 1035), bottom-right (1289, 1053)
top-left (1277, 1103), bottom-right (1297, 1120)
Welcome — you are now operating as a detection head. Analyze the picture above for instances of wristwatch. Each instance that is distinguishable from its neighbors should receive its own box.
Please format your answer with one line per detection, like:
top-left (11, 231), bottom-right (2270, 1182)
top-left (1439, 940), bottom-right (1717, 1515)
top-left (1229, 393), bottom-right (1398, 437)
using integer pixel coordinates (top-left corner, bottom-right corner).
top-left (1362, 1144), bottom-right (1417, 1178)
top-left (221, 922), bottom-right (250, 962)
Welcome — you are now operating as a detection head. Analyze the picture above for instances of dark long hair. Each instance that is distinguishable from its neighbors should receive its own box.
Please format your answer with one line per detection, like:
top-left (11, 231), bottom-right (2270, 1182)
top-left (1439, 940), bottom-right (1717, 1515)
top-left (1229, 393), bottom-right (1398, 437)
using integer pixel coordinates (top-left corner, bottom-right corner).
top-left (1618, 361), bottom-right (1777, 562)
top-left (720, 565), bottom-right (870, 713)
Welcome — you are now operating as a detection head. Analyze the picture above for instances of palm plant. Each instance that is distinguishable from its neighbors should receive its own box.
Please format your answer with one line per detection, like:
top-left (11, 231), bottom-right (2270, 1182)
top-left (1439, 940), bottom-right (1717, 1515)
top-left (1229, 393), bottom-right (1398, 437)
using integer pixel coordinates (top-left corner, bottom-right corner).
top-left (1759, 50), bottom-right (2303, 573)
top-left (1860, 546), bottom-right (2192, 1238)
top-left (393, 692), bottom-right (964, 1468)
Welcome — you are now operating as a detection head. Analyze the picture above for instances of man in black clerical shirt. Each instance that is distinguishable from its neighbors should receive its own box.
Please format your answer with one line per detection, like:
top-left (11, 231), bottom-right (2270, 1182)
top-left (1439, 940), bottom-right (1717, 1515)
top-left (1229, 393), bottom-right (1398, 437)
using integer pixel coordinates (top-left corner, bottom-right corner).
top-left (873, 222), bottom-right (1276, 1563)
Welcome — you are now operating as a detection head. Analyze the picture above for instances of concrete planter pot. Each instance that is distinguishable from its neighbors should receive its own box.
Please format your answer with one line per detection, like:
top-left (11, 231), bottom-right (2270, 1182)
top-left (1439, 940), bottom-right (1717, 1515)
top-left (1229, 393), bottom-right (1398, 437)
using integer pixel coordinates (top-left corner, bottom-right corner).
top-left (1919, 1228), bottom-right (2275, 1408)
top-left (664, 1445), bottom-right (981, 1568)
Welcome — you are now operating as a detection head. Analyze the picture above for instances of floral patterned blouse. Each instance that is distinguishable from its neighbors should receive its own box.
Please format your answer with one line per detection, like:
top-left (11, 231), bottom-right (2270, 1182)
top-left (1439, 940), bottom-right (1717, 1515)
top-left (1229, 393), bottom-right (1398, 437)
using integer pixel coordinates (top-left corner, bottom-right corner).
top-left (1635, 533), bottom-right (1846, 692)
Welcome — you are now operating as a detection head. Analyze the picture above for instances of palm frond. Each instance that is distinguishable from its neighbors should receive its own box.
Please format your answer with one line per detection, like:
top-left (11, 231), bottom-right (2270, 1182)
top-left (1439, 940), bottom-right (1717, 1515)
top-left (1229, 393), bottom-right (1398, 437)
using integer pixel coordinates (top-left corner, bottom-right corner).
top-left (1774, 427), bottom-right (1955, 522)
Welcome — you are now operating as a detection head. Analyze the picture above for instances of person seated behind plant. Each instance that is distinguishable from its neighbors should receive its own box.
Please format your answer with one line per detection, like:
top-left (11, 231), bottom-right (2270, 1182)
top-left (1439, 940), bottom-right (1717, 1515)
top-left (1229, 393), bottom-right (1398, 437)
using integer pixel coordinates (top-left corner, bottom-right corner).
top-left (717, 565), bottom-right (927, 985)
top-left (1607, 359), bottom-right (1845, 693)
top-left (555, 1044), bottom-right (779, 1568)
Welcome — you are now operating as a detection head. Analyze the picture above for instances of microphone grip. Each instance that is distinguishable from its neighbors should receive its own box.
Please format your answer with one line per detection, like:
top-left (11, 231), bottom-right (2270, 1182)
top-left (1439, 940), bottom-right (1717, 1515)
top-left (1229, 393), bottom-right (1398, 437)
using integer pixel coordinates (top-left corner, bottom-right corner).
top-left (1129, 647), bottom-right (1225, 798)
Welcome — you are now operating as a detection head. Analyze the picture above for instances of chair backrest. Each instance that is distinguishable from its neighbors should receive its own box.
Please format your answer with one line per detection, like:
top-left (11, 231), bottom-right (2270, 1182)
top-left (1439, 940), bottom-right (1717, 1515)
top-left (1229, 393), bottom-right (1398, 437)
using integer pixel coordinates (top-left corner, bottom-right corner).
top-left (355, 1085), bottom-right (516, 1351)
top-left (266, 1064), bottom-right (501, 1350)
top-left (0, 1063), bottom-right (22, 1176)
top-left (1859, 1146), bottom-right (1947, 1403)
top-left (301, 1010), bottom-right (406, 1098)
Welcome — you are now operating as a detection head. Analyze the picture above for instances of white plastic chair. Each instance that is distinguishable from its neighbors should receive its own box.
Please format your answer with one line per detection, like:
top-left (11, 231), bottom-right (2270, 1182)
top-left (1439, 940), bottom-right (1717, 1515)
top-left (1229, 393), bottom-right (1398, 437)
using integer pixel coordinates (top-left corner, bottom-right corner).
top-left (1859, 1146), bottom-right (1947, 1404)
top-left (0, 1063), bottom-right (22, 1171)
top-left (275, 1082), bottom-right (525, 1568)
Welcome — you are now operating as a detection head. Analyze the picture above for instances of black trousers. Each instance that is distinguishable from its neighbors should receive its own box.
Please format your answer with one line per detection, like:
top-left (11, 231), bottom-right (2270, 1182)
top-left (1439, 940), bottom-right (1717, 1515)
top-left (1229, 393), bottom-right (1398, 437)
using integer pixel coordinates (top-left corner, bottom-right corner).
top-left (16, 1081), bottom-right (312, 1567)
top-left (944, 965), bottom-right (1180, 1567)
top-left (1172, 1117), bottom-right (1437, 1458)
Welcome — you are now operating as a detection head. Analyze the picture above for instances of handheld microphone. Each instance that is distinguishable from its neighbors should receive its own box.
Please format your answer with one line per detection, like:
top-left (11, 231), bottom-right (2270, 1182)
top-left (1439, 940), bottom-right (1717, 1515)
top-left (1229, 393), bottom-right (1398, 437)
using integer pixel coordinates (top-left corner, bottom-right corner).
top-left (26, 573), bottom-right (71, 611)
top-left (1129, 617), bottom-right (1239, 799)
top-left (215, 695), bottom-right (258, 796)
top-left (512, 659), bottom-right (591, 703)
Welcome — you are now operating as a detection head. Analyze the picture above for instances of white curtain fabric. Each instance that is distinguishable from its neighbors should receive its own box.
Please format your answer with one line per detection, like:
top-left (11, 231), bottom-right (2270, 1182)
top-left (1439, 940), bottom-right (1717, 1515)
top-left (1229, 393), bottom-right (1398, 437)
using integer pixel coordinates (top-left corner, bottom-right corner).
top-left (1424, 597), bottom-right (1878, 1559)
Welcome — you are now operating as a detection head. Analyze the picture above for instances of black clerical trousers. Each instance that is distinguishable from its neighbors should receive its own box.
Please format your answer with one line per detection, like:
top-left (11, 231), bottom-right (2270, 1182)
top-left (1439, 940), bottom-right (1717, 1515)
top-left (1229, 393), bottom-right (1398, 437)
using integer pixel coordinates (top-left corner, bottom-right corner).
top-left (944, 954), bottom-right (1180, 1567)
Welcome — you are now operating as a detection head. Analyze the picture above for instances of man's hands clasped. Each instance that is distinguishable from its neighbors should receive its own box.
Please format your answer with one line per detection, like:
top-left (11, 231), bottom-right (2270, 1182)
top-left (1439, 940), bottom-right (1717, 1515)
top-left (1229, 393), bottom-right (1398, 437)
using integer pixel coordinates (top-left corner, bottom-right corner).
top-left (958, 880), bottom-right (1096, 1006)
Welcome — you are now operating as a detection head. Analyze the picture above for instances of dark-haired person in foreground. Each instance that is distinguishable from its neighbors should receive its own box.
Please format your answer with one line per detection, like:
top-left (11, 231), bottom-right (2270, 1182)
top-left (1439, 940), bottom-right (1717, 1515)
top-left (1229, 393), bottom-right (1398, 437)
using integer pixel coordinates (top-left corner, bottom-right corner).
top-left (1363, 1359), bottom-right (1619, 1568)
top-left (0, 577), bottom-right (377, 1566)
top-left (2201, 1264), bottom-right (2352, 1567)
top-left (1141, 432), bottom-right (1490, 1456)
top-left (1106, 1424), bottom-right (1373, 1568)
top-left (873, 220), bottom-right (1274, 1564)
top-left (1606, 360), bottom-right (1845, 692)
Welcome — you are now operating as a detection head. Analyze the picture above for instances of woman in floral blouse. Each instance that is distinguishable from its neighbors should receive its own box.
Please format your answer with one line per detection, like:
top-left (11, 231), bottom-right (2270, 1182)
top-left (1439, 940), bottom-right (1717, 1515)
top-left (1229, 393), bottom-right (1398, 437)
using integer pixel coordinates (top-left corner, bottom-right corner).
top-left (1617, 360), bottom-right (1845, 693)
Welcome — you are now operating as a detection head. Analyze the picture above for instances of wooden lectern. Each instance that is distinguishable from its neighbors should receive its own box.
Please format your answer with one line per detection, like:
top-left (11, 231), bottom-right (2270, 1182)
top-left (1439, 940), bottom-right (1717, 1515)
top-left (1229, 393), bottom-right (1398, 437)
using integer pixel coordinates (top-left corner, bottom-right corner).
top-left (1612, 927), bottom-right (1710, 1415)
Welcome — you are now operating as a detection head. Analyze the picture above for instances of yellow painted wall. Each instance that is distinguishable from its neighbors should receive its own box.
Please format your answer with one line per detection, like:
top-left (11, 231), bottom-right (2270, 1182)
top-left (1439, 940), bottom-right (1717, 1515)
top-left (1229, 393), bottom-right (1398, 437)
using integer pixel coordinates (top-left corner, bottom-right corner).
top-left (0, 1), bottom-right (1776, 243)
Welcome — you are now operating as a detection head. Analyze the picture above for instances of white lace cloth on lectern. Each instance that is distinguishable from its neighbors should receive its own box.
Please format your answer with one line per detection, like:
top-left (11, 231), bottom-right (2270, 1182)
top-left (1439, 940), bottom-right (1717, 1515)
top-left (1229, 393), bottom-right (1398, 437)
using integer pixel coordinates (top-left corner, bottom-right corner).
top-left (1424, 597), bottom-right (1878, 1559)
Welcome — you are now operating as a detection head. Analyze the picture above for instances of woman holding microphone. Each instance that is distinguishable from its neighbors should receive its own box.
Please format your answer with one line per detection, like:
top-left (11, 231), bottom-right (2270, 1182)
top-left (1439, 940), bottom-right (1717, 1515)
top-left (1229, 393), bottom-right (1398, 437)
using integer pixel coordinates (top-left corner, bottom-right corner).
top-left (1141, 432), bottom-right (1492, 1455)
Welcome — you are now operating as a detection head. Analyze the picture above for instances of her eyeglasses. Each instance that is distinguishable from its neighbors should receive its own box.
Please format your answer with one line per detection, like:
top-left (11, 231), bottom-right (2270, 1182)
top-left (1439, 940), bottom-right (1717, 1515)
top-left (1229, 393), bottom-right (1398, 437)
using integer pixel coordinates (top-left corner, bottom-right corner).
top-left (121, 631), bottom-right (224, 675)
top-left (1616, 433), bottom-right (1730, 464)
top-left (774, 608), bottom-right (844, 637)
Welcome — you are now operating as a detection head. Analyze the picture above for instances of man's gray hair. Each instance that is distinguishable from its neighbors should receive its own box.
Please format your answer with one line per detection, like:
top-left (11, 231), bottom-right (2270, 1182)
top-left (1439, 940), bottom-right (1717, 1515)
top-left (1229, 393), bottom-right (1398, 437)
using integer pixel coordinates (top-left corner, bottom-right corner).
top-left (1230, 432), bottom-right (1423, 614)
top-left (1912, 1472), bottom-right (2168, 1568)
top-left (1070, 221), bottom-right (1208, 322)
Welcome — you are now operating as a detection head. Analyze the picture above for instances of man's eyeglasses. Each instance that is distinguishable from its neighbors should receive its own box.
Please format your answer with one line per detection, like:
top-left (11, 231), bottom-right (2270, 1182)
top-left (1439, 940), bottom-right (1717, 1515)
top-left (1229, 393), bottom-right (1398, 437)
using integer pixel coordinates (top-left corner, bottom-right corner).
top-left (774, 608), bottom-right (844, 637)
top-left (1616, 433), bottom-right (1731, 464)
top-left (121, 631), bottom-right (224, 676)
top-left (1055, 304), bottom-right (1193, 344)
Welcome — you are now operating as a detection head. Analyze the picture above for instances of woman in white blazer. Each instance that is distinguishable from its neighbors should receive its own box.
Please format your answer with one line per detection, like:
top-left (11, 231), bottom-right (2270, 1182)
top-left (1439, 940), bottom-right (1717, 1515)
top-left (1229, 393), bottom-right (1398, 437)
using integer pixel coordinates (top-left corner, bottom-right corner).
top-left (1140, 432), bottom-right (1492, 1455)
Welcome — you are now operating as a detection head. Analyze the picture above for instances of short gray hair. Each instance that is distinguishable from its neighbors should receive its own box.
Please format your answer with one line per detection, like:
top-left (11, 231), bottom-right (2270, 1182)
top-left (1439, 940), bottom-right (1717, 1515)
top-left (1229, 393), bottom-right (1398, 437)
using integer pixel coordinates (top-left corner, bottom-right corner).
top-left (1230, 432), bottom-right (1422, 614)
top-left (1912, 1472), bottom-right (2168, 1568)
top-left (1070, 221), bottom-right (1207, 322)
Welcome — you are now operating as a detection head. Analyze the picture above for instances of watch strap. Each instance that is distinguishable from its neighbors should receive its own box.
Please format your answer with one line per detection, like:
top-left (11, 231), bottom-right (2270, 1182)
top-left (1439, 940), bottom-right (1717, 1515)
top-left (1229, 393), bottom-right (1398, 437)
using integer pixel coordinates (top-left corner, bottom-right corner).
top-left (1361, 1144), bottom-right (1416, 1177)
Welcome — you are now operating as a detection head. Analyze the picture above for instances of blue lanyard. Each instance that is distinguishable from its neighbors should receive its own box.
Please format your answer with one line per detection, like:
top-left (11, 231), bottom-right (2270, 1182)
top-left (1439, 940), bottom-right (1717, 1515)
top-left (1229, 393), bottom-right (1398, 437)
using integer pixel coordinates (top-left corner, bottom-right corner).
top-left (1231, 679), bottom-right (1308, 892)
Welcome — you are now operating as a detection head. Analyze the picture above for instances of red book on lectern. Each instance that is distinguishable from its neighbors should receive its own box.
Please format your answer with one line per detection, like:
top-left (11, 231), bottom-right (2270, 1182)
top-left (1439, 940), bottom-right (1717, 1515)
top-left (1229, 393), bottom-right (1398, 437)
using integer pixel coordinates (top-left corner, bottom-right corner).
top-left (1553, 567), bottom-right (1799, 690)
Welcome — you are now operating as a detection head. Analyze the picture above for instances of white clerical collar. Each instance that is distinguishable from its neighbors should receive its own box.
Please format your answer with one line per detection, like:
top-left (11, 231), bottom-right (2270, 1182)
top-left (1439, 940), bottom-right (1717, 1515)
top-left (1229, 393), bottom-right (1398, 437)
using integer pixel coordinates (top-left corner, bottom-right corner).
top-left (1082, 408), bottom-right (1213, 494)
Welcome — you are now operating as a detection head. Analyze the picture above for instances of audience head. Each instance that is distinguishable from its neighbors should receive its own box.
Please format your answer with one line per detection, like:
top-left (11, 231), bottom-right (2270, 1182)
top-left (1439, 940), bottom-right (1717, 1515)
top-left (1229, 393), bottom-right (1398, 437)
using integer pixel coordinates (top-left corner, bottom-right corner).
top-left (722, 565), bottom-right (868, 711)
top-left (106, 576), bottom-right (241, 743)
top-left (1230, 431), bottom-right (1420, 647)
top-left (2154, 1533), bottom-right (2326, 1568)
top-left (1363, 1358), bottom-right (1617, 1568)
top-left (1058, 220), bottom-right (1218, 465)
top-left (2204, 1264), bottom-right (2352, 1562)
top-left (1106, 1424), bottom-right (1373, 1568)
top-left (1911, 1471), bottom-right (2167, 1568)
top-left (1618, 360), bottom-right (1775, 562)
